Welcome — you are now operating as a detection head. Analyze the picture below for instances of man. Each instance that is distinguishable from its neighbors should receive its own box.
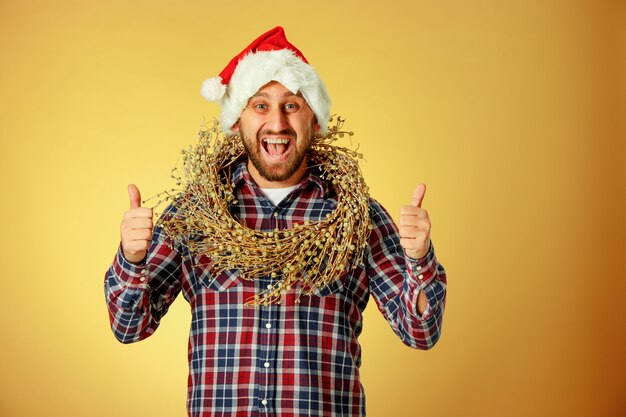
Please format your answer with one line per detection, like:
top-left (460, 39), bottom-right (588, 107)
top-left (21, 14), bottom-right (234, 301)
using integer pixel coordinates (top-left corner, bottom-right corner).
top-left (105, 27), bottom-right (447, 417)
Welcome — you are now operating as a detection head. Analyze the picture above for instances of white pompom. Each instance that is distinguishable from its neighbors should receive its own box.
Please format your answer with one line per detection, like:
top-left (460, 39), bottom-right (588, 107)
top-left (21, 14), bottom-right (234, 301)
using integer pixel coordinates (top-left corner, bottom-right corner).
top-left (200, 76), bottom-right (226, 101)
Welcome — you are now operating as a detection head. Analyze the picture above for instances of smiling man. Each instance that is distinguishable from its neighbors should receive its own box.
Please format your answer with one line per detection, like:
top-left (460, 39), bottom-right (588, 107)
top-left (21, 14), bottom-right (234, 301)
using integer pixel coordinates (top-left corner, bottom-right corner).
top-left (105, 27), bottom-right (447, 417)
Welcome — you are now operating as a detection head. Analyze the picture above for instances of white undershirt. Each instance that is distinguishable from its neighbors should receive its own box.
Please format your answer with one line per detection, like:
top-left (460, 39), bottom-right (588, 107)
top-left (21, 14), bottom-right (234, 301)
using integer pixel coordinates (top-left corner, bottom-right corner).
top-left (259, 185), bottom-right (298, 206)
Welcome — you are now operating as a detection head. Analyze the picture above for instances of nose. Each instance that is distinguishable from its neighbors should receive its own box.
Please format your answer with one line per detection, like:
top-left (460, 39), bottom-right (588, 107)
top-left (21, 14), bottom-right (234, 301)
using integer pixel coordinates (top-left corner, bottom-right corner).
top-left (265, 107), bottom-right (289, 133)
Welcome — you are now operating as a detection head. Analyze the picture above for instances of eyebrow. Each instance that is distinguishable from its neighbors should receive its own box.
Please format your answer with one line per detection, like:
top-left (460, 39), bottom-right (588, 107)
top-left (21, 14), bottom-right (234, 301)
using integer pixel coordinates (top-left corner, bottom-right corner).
top-left (252, 91), bottom-right (302, 98)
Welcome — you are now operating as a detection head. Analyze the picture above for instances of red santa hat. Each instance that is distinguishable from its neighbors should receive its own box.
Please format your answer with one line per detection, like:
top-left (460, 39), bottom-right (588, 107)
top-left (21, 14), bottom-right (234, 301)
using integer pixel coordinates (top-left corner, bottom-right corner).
top-left (200, 26), bottom-right (331, 135)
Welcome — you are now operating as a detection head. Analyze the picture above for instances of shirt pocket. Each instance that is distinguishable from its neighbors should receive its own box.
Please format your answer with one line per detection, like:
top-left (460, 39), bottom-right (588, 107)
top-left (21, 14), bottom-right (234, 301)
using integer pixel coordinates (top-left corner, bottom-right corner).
top-left (308, 252), bottom-right (346, 297)
top-left (311, 276), bottom-right (345, 297)
top-left (192, 254), bottom-right (242, 292)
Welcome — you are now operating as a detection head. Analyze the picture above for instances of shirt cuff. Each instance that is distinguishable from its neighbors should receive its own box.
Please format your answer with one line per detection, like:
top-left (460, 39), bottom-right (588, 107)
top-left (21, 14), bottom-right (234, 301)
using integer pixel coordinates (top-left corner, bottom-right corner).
top-left (404, 241), bottom-right (436, 290)
top-left (404, 242), bottom-right (437, 319)
top-left (112, 244), bottom-right (150, 287)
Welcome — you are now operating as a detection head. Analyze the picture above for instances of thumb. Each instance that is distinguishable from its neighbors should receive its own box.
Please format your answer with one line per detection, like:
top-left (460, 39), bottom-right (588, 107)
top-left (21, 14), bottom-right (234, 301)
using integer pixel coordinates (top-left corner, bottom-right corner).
top-left (128, 184), bottom-right (141, 209)
top-left (411, 183), bottom-right (427, 208)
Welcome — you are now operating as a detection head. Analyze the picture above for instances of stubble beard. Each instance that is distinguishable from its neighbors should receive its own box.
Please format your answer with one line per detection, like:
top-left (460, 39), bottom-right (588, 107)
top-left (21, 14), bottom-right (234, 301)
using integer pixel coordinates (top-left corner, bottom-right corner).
top-left (241, 128), bottom-right (312, 182)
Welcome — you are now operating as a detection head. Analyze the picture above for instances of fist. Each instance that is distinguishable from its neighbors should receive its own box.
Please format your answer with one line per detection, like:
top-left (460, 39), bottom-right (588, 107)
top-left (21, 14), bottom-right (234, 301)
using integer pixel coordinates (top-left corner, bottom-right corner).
top-left (120, 184), bottom-right (153, 263)
top-left (399, 184), bottom-right (431, 260)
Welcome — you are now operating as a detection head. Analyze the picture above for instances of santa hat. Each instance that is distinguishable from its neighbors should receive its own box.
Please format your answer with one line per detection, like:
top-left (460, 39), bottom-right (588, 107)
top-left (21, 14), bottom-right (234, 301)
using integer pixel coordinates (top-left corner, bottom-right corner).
top-left (200, 26), bottom-right (331, 135)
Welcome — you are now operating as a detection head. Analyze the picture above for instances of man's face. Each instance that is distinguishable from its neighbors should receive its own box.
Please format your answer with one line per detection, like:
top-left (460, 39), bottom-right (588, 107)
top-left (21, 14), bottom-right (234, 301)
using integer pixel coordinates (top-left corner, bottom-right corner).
top-left (232, 81), bottom-right (320, 187)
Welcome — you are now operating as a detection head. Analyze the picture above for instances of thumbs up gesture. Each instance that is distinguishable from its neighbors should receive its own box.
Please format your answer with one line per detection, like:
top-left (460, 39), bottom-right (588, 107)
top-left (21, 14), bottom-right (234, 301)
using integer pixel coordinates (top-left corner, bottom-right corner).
top-left (399, 184), bottom-right (431, 260)
top-left (120, 184), bottom-right (153, 263)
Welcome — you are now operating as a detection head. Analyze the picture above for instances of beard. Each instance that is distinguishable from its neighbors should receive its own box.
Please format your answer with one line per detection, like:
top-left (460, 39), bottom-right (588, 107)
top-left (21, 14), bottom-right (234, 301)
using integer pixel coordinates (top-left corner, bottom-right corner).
top-left (241, 127), bottom-right (312, 182)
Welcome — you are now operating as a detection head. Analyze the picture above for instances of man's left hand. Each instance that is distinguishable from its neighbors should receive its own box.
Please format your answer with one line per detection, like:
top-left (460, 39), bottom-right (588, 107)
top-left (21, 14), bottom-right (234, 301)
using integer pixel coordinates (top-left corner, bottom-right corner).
top-left (399, 184), bottom-right (431, 260)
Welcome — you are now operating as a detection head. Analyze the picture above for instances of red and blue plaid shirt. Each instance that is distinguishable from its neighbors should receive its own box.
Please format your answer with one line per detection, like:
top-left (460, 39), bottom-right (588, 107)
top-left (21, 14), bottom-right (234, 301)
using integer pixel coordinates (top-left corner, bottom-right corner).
top-left (105, 161), bottom-right (447, 417)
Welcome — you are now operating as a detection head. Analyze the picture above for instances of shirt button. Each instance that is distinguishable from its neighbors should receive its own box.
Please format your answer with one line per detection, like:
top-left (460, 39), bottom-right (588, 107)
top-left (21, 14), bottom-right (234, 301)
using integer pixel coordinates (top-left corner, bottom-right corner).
top-left (273, 212), bottom-right (279, 218)
top-left (139, 277), bottom-right (146, 282)
top-left (267, 284), bottom-right (273, 289)
top-left (264, 362), bottom-right (270, 368)
top-left (418, 274), bottom-right (424, 280)
top-left (415, 265), bottom-right (422, 271)
top-left (266, 323), bottom-right (272, 329)
top-left (261, 399), bottom-right (268, 406)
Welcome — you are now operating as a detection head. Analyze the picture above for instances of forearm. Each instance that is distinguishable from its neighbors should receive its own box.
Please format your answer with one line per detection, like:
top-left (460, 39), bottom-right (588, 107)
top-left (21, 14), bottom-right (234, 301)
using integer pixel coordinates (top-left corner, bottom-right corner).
top-left (104, 248), bottom-right (161, 343)
top-left (104, 241), bottom-right (181, 343)
top-left (393, 244), bottom-right (447, 349)
top-left (417, 290), bottom-right (428, 316)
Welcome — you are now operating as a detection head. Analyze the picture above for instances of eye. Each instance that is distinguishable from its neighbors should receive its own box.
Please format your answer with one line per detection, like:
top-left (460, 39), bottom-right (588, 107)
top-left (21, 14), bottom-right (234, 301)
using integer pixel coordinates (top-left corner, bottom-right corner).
top-left (284, 103), bottom-right (299, 112)
top-left (254, 103), bottom-right (268, 110)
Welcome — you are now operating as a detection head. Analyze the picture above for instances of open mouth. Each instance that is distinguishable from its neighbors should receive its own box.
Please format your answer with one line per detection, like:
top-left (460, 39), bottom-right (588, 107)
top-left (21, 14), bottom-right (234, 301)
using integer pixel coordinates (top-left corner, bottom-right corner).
top-left (262, 137), bottom-right (292, 160)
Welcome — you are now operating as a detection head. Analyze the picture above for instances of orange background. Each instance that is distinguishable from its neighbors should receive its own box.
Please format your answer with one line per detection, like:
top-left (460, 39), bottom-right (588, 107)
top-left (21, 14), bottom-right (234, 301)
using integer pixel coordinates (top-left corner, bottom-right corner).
top-left (0, 1), bottom-right (624, 416)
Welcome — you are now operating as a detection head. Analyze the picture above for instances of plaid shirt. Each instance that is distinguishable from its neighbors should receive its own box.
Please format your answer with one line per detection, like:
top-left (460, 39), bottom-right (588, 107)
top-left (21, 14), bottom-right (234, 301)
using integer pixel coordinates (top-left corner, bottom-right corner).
top-left (105, 161), bottom-right (447, 417)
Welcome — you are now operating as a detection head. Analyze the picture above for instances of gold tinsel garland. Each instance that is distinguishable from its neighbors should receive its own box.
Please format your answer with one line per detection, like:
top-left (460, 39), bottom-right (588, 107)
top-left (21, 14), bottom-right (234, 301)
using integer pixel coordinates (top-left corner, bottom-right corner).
top-left (152, 116), bottom-right (371, 306)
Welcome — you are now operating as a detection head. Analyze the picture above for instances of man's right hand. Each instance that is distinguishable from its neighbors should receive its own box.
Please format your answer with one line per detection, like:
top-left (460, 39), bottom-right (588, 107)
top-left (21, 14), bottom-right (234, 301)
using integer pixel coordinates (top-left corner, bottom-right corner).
top-left (120, 184), bottom-right (153, 263)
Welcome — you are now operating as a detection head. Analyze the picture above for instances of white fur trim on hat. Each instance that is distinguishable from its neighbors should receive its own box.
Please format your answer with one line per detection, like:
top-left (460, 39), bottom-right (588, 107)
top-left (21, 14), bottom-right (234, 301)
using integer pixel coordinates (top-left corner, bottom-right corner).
top-left (219, 49), bottom-right (331, 135)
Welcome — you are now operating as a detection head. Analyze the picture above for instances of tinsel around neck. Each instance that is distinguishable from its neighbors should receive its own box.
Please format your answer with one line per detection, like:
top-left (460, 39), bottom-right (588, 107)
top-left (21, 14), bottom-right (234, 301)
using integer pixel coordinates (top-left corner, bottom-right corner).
top-left (154, 116), bottom-right (372, 306)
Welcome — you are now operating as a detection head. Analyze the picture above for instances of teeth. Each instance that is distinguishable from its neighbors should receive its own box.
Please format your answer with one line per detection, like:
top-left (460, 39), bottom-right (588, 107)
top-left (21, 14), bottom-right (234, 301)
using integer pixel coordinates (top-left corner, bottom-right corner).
top-left (263, 138), bottom-right (290, 144)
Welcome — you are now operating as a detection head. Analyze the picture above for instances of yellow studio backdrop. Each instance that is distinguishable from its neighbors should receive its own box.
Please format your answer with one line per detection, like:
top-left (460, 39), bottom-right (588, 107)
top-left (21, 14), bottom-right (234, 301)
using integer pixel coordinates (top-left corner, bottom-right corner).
top-left (0, 0), bottom-right (624, 416)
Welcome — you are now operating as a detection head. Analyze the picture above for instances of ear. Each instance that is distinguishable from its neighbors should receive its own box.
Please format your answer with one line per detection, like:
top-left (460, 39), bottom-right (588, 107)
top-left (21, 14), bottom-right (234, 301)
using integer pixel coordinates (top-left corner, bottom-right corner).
top-left (231, 120), bottom-right (240, 133)
top-left (313, 117), bottom-right (320, 132)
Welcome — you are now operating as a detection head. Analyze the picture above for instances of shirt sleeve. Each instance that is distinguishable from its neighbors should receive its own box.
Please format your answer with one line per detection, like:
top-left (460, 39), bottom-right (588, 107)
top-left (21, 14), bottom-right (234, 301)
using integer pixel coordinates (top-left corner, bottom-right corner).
top-left (104, 209), bottom-right (183, 344)
top-left (366, 199), bottom-right (447, 350)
